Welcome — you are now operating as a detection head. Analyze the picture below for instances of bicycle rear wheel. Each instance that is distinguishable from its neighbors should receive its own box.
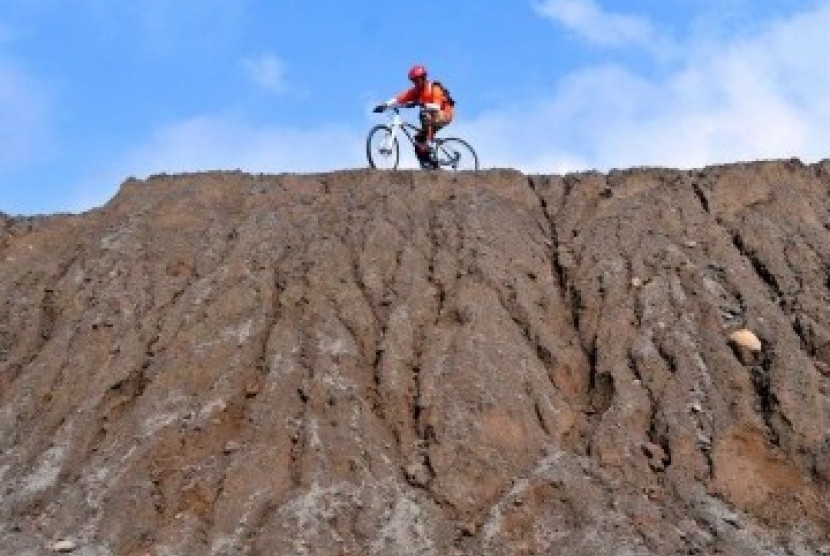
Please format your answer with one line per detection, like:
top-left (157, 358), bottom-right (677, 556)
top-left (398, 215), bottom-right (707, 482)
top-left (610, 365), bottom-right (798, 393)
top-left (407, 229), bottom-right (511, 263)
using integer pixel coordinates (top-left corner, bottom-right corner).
top-left (433, 137), bottom-right (479, 171)
top-left (366, 125), bottom-right (400, 170)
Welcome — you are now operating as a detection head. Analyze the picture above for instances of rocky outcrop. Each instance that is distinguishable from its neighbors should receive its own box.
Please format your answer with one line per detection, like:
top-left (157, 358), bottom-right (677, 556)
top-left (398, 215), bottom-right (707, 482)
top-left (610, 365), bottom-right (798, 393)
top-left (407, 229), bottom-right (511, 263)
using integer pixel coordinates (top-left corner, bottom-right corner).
top-left (0, 162), bottom-right (828, 555)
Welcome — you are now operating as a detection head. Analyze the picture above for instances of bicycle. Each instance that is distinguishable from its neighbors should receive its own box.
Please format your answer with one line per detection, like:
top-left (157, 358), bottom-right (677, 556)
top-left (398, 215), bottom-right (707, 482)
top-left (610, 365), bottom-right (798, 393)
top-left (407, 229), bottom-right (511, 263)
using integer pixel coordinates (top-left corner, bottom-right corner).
top-left (366, 105), bottom-right (479, 171)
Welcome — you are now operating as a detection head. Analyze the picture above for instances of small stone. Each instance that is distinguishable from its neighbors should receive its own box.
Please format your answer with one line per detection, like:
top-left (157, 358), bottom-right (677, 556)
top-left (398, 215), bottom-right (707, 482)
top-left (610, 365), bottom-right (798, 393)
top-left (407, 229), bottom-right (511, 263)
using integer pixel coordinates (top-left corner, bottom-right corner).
top-left (244, 379), bottom-right (260, 398)
top-left (684, 240), bottom-right (698, 248)
top-left (728, 329), bottom-right (763, 365)
top-left (53, 540), bottom-right (77, 553)
top-left (459, 520), bottom-right (478, 535)
top-left (641, 442), bottom-right (669, 472)
top-left (643, 485), bottom-right (662, 500)
top-left (224, 441), bottom-right (242, 454)
top-left (631, 276), bottom-right (643, 288)
top-left (722, 511), bottom-right (741, 528)
top-left (728, 329), bottom-right (762, 352)
top-left (404, 461), bottom-right (431, 488)
top-left (690, 403), bottom-right (702, 413)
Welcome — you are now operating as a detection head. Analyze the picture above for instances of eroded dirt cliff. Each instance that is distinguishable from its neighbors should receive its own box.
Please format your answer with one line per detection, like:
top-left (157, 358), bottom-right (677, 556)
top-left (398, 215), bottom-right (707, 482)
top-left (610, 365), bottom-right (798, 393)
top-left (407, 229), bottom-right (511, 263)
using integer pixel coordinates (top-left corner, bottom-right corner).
top-left (0, 162), bottom-right (828, 555)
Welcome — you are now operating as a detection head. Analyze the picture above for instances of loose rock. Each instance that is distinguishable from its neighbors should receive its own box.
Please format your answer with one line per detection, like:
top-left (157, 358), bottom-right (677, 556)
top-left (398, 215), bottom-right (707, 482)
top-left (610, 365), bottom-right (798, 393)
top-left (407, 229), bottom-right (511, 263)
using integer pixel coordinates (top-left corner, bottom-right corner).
top-left (728, 328), bottom-right (762, 352)
top-left (641, 442), bottom-right (670, 472)
top-left (53, 540), bottom-right (77, 553)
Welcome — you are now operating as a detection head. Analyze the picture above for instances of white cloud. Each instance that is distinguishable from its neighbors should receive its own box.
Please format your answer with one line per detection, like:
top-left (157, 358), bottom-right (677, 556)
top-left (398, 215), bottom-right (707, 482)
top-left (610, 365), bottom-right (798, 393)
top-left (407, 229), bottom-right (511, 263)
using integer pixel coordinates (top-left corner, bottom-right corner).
top-left (465, 2), bottom-right (830, 172)
top-left (241, 52), bottom-right (287, 94)
top-left (533, 0), bottom-right (666, 51)
top-left (127, 115), bottom-right (363, 173)
top-left (70, 114), bottom-right (373, 211)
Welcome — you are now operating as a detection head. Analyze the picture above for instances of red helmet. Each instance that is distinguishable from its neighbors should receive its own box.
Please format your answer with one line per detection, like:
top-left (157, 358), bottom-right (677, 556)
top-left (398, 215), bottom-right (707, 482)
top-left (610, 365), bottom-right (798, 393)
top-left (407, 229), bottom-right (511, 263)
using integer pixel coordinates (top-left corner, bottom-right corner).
top-left (408, 64), bottom-right (427, 80)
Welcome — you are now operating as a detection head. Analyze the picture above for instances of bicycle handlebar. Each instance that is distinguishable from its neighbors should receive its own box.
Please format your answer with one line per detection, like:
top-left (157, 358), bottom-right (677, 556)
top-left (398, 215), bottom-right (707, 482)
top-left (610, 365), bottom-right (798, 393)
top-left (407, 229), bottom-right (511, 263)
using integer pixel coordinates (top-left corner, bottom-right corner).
top-left (378, 103), bottom-right (421, 114)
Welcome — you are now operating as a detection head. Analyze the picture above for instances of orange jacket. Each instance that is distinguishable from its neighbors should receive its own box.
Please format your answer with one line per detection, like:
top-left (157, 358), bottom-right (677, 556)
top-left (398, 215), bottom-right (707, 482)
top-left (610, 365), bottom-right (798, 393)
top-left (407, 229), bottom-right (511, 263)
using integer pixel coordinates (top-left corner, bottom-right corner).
top-left (395, 81), bottom-right (454, 120)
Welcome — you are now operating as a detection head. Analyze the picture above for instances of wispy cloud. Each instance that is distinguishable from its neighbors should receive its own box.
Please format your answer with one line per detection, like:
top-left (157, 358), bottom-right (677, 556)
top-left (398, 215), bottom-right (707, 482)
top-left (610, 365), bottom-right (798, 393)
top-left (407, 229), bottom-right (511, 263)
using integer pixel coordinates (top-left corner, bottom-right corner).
top-left (533, 0), bottom-right (666, 51)
top-left (468, 2), bottom-right (830, 172)
top-left (241, 52), bottom-right (287, 94)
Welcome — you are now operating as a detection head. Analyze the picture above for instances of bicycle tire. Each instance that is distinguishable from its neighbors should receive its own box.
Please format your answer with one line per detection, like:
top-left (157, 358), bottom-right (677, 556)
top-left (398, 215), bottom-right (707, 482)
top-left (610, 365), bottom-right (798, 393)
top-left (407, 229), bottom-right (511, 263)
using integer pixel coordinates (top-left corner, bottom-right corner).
top-left (366, 124), bottom-right (400, 170)
top-left (433, 137), bottom-right (479, 171)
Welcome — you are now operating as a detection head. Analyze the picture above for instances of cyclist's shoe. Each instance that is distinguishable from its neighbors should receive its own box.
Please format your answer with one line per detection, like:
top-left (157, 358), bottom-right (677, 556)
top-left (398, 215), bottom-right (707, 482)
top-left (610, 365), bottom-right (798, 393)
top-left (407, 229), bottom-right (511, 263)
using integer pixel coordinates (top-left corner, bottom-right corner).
top-left (417, 153), bottom-right (436, 170)
top-left (416, 141), bottom-right (437, 158)
top-left (415, 140), bottom-right (439, 169)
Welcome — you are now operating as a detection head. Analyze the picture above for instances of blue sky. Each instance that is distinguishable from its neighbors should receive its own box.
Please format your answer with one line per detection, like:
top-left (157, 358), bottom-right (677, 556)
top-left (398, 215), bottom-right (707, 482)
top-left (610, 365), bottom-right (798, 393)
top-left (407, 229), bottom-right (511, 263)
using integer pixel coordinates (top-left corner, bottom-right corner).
top-left (1, 0), bottom-right (828, 215)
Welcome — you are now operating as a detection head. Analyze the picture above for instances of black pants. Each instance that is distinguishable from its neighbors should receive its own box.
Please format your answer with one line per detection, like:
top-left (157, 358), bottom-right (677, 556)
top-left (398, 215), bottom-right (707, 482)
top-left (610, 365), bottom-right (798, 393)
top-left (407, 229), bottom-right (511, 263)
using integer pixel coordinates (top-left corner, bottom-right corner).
top-left (415, 111), bottom-right (450, 162)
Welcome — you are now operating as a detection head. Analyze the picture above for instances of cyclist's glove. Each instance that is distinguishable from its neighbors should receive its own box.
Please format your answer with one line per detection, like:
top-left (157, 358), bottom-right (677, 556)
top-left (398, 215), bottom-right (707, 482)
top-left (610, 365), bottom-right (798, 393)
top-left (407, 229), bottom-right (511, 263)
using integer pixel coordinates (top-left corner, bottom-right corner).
top-left (373, 104), bottom-right (386, 113)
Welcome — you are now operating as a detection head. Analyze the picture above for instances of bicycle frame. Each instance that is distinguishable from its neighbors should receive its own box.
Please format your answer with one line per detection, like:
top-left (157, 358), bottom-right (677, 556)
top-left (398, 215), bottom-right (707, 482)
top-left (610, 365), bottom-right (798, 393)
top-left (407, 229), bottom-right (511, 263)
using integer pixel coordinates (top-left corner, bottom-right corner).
top-left (383, 107), bottom-right (421, 151)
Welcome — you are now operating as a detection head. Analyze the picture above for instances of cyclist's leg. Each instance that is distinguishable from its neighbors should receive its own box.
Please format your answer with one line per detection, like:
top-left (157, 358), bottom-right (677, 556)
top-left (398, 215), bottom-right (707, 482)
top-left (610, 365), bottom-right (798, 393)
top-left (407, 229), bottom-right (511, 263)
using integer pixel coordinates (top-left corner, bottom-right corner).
top-left (415, 111), bottom-right (433, 165)
top-left (432, 117), bottom-right (449, 139)
top-left (422, 110), bottom-right (450, 143)
top-left (414, 127), bottom-right (428, 147)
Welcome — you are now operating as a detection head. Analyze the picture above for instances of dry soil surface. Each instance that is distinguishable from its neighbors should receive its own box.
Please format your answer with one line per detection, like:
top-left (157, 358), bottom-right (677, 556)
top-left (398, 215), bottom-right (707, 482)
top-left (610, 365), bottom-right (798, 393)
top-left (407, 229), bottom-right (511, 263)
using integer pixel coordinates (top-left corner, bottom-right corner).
top-left (0, 161), bottom-right (829, 555)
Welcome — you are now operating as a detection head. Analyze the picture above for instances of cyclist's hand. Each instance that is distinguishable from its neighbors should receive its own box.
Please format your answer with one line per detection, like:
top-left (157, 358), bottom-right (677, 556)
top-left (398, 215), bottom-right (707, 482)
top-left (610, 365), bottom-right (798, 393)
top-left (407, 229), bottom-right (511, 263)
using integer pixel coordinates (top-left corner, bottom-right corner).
top-left (373, 104), bottom-right (386, 113)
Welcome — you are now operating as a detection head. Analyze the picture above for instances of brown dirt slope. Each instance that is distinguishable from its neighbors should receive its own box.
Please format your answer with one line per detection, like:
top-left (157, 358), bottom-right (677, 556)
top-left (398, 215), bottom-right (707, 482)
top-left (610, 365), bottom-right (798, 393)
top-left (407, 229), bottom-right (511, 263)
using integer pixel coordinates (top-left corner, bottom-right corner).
top-left (0, 161), bottom-right (828, 556)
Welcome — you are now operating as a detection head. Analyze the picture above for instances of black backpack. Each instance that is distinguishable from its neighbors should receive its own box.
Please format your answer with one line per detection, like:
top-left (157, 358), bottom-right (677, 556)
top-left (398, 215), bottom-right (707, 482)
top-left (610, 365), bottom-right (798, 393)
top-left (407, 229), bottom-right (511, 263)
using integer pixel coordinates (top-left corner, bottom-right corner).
top-left (432, 81), bottom-right (456, 107)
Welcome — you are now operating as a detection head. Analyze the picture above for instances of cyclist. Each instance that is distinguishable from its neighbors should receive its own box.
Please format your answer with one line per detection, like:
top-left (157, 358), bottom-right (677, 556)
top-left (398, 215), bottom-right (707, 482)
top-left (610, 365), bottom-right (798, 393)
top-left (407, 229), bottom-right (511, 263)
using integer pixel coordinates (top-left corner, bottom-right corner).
top-left (374, 64), bottom-right (454, 168)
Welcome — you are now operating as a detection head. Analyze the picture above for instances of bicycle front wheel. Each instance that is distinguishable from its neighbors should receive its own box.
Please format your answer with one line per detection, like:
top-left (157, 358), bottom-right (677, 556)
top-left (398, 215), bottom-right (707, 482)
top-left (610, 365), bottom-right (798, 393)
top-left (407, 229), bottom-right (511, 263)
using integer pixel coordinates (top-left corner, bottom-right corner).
top-left (433, 138), bottom-right (479, 171)
top-left (366, 125), bottom-right (400, 170)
